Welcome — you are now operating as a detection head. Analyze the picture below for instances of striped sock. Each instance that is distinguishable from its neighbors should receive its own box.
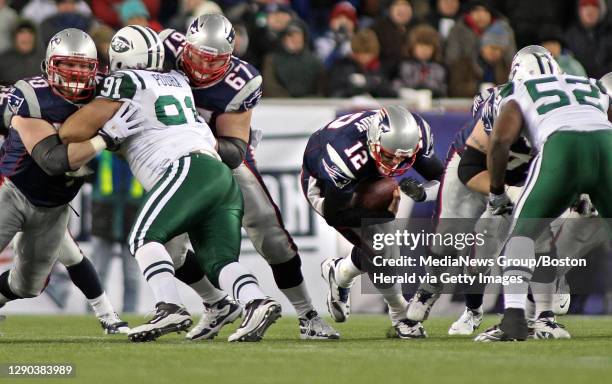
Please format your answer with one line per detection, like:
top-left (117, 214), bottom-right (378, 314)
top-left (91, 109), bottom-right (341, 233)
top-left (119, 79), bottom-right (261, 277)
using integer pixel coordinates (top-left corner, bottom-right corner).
top-left (218, 262), bottom-right (265, 305)
top-left (135, 242), bottom-right (181, 305)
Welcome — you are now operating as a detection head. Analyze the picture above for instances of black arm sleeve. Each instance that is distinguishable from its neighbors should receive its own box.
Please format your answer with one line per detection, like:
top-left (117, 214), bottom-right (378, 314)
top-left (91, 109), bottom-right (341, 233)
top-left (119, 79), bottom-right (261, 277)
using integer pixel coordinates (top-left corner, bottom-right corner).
top-left (413, 153), bottom-right (445, 181)
top-left (457, 145), bottom-right (487, 186)
top-left (217, 136), bottom-right (247, 169)
top-left (322, 182), bottom-right (394, 228)
top-left (30, 134), bottom-right (72, 176)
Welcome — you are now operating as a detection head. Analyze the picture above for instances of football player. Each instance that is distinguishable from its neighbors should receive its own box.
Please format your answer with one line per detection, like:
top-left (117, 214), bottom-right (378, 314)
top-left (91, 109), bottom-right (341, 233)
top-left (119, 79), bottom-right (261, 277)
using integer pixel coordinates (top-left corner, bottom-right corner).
top-left (59, 25), bottom-right (282, 342)
top-left (475, 54), bottom-right (612, 342)
top-left (0, 29), bottom-right (136, 333)
top-left (158, 14), bottom-right (339, 340)
top-left (302, 106), bottom-right (445, 338)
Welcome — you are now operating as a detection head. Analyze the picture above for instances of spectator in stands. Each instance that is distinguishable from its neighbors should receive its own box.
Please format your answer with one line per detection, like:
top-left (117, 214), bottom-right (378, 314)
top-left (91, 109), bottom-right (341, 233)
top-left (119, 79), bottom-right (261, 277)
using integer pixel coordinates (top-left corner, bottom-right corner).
top-left (426, 0), bottom-right (461, 41)
top-left (314, 1), bottom-right (358, 70)
top-left (91, 0), bottom-right (160, 30)
top-left (448, 21), bottom-right (511, 97)
top-left (118, 0), bottom-right (162, 31)
top-left (564, 0), bottom-right (612, 79)
top-left (247, 2), bottom-right (295, 70)
top-left (486, 0), bottom-right (574, 48)
top-left (0, 0), bottom-right (18, 55)
top-left (262, 19), bottom-right (323, 97)
top-left (167, 0), bottom-right (222, 32)
top-left (538, 25), bottom-right (587, 77)
top-left (40, 0), bottom-right (92, 45)
top-left (89, 152), bottom-right (143, 314)
top-left (21, 0), bottom-right (91, 25)
top-left (90, 24), bottom-right (115, 70)
top-left (372, 0), bottom-right (415, 77)
top-left (393, 24), bottom-right (446, 98)
top-left (326, 28), bottom-right (396, 98)
top-left (0, 20), bottom-right (43, 85)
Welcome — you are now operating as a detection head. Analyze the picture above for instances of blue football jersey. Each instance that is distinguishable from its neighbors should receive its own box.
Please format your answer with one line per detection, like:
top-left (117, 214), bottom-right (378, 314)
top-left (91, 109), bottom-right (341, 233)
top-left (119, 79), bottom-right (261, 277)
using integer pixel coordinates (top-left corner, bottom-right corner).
top-left (303, 110), bottom-right (436, 193)
top-left (161, 29), bottom-right (263, 136)
top-left (0, 76), bottom-right (83, 207)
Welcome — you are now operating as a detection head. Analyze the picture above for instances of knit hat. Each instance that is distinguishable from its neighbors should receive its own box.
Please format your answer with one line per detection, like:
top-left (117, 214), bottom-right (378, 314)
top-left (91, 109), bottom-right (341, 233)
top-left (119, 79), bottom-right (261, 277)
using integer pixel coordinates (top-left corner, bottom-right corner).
top-left (480, 22), bottom-right (510, 48)
top-left (579, 0), bottom-right (600, 9)
top-left (119, 0), bottom-right (150, 25)
top-left (329, 1), bottom-right (358, 25)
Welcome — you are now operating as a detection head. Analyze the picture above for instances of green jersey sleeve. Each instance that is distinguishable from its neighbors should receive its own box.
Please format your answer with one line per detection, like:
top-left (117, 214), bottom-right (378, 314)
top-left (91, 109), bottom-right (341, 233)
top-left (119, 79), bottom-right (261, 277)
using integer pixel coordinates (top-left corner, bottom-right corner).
top-left (96, 71), bottom-right (145, 101)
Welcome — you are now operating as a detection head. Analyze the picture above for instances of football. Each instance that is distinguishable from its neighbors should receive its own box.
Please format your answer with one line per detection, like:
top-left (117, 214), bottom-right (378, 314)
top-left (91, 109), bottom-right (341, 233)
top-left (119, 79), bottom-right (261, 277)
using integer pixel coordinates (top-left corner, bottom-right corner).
top-left (352, 177), bottom-right (398, 211)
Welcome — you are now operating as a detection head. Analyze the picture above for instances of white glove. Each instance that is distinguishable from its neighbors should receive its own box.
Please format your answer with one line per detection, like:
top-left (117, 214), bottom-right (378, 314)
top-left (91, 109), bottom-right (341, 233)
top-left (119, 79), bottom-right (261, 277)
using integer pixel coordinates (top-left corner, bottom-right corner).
top-left (99, 100), bottom-right (145, 149)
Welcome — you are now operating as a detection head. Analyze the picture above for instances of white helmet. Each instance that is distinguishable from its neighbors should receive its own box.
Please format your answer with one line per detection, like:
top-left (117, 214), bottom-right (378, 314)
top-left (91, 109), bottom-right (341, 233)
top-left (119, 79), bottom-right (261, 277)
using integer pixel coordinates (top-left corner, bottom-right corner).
top-left (509, 45), bottom-right (562, 82)
top-left (599, 72), bottom-right (612, 97)
top-left (109, 25), bottom-right (164, 72)
top-left (44, 28), bottom-right (98, 101)
top-left (367, 106), bottom-right (422, 177)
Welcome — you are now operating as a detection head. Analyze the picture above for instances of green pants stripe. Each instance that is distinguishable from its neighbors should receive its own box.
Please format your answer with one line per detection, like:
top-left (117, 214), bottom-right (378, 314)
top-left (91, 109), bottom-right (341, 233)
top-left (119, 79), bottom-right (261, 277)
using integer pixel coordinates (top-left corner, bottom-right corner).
top-left (128, 153), bottom-right (244, 286)
top-left (511, 130), bottom-right (612, 238)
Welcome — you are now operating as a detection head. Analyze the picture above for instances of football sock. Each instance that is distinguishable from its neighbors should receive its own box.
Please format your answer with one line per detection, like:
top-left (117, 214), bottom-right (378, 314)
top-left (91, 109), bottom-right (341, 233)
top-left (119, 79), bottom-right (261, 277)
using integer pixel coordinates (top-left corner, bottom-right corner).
top-left (88, 293), bottom-right (115, 318)
top-left (281, 282), bottom-right (314, 318)
top-left (503, 236), bottom-right (535, 310)
top-left (219, 262), bottom-right (266, 304)
top-left (0, 270), bottom-right (19, 305)
top-left (336, 250), bottom-right (362, 288)
top-left (379, 285), bottom-right (409, 324)
top-left (191, 275), bottom-right (227, 304)
top-left (135, 242), bottom-right (181, 305)
top-left (66, 257), bottom-right (104, 299)
top-left (531, 281), bottom-right (554, 317)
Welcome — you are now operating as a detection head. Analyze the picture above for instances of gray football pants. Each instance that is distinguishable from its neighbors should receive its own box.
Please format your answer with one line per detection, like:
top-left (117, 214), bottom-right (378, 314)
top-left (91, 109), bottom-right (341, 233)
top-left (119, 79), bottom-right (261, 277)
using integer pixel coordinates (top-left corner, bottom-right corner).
top-left (0, 178), bottom-right (69, 298)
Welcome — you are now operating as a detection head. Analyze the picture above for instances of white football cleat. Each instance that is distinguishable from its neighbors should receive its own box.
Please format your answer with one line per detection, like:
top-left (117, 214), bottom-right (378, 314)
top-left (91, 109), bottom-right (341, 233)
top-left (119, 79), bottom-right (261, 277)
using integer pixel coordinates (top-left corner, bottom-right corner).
top-left (320, 258), bottom-right (351, 322)
top-left (393, 319), bottom-right (427, 339)
top-left (228, 298), bottom-right (281, 342)
top-left (99, 312), bottom-right (130, 335)
top-left (406, 288), bottom-right (439, 322)
top-left (128, 302), bottom-right (192, 342)
top-left (186, 296), bottom-right (242, 341)
top-left (529, 311), bottom-right (571, 339)
top-left (448, 307), bottom-right (483, 335)
top-left (299, 310), bottom-right (340, 340)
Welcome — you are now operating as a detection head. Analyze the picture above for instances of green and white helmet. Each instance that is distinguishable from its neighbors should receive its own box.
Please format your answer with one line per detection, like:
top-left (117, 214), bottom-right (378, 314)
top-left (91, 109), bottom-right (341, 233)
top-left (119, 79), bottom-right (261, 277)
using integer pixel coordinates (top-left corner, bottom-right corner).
top-left (109, 25), bottom-right (164, 72)
top-left (509, 45), bottom-right (562, 82)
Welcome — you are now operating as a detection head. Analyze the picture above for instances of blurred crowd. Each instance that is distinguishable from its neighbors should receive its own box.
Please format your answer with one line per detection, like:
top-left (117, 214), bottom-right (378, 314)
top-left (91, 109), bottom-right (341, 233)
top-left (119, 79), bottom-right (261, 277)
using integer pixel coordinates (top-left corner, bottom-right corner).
top-left (0, 0), bottom-right (612, 98)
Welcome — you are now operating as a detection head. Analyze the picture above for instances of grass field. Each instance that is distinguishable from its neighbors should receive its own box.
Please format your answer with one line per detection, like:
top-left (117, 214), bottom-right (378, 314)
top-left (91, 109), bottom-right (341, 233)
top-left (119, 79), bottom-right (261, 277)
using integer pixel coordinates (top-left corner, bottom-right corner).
top-left (0, 314), bottom-right (611, 384)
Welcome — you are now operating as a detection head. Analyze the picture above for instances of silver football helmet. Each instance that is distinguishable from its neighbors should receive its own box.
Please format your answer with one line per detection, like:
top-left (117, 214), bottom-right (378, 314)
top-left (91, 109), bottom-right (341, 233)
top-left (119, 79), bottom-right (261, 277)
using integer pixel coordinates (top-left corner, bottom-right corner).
top-left (509, 45), bottom-right (562, 82)
top-left (183, 14), bottom-right (235, 86)
top-left (599, 72), bottom-right (612, 97)
top-left (44, 28), bottom-right (98, 101)
top-left (109, 25), bottom-right (165, 72)
top-left (367, 106), bottom-right (422, 177)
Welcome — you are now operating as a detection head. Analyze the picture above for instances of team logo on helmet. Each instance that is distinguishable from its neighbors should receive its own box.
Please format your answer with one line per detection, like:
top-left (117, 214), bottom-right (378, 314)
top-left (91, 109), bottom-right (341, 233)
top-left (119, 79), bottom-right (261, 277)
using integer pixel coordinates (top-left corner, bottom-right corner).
top-left (226, 27), bottom-right (236, 45)
top-left (111, 36), bottom-right (131, 53)
top-left (50, 36), bottom-right (62, 48)
top-left (188, 18), bottom-right (199, 35)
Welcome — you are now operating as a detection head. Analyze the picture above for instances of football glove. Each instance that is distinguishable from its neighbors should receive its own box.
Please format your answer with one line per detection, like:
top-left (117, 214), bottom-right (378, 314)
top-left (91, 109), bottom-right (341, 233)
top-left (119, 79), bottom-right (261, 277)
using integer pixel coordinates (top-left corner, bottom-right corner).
top-left (99, 100), bottom-right (145, 150)
top-left (399, 177), bottom-right (426, 202)
top-left (487, 192), bottom-right (514, 216)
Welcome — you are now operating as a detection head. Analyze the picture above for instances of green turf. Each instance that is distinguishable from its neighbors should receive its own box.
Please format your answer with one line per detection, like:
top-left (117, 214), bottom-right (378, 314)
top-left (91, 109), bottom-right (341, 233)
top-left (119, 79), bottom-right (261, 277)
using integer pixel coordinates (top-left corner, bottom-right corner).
top-left (0, 315), bottom-right (611, 384)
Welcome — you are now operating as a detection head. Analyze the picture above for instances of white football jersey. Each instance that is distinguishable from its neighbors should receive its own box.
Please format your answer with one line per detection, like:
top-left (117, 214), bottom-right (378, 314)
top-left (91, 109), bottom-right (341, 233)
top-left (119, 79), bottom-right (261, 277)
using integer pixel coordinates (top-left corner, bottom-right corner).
top-left (97, 69), bottom-right (218, 190)
top-left (497, 74), bottom-right (612, 152)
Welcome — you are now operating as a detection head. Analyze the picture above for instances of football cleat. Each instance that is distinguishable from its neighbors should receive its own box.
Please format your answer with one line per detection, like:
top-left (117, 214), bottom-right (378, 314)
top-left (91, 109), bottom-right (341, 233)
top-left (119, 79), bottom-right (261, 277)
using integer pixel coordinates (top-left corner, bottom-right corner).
top-left (406, 288), bottom-right (440, 322)
top-left (99, 312), bottom-right (130, 335)
top-left (474, 308), bottom-right (528, 342)
top-left (128, 302), bottom-right (192, 342)
top-left (228, 298), bottom-right (281, 342)
top-left (186, 296), bottom-right (242, 341)
top-left (448, 307), bottom-right (483, 335)
top-left (529, 311), bottom-right (571, 339)
top-left (320, 258), bottom-right (351, 322)
top-left (392, 319), bottom-right (427, 339)
top-left (299, 310), bottom-right (340, 340)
